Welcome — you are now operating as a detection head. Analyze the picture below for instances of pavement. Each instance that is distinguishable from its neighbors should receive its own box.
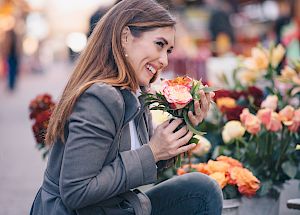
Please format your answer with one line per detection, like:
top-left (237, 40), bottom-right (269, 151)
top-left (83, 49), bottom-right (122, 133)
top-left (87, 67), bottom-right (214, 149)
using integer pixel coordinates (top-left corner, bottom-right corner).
top-left (0, 61), bottom-right (299, 215)
top-left (0, 62), bottom-right (71, 215)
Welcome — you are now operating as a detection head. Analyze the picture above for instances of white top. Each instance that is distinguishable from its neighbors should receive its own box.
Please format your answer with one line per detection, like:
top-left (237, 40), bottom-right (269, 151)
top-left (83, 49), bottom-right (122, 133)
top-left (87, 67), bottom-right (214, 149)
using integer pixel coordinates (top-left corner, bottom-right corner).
top-left (130, 88), bottom-right (142, 150)
top-left (129, 120), bottom-right (141, 150)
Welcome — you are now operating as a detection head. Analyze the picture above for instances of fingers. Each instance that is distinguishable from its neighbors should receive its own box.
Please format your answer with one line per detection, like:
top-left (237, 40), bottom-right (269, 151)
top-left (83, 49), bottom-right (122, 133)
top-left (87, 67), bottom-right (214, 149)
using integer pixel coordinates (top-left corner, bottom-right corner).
top-left (158, 119), bottom-right (172, 129)
top-left (176, 131), bottom-right (193, 147)
top-left (172, 125), bottom-right (188, 140)
top-left (165, 118), bottom-right (183, 133)
top-left (177, 143), bottom-right (196, 154)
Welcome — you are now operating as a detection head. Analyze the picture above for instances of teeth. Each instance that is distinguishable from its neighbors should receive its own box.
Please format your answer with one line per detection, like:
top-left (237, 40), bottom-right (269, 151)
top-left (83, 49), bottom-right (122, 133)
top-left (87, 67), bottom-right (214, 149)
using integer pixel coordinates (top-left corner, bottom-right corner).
top-left (146, 64), bottom-right (156, 74)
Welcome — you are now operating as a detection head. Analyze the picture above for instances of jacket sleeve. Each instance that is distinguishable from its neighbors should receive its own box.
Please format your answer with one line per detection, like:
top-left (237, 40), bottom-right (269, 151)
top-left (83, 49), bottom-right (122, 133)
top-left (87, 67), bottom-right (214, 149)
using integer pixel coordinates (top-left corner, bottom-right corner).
top-left (59, 85), bottom-right (157, 210)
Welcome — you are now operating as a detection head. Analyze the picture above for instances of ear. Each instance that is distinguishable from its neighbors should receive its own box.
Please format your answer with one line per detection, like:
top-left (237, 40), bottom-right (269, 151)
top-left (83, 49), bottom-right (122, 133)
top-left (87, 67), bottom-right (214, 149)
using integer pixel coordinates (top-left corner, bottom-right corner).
top-left (121, 26), bottom-right (131, 47)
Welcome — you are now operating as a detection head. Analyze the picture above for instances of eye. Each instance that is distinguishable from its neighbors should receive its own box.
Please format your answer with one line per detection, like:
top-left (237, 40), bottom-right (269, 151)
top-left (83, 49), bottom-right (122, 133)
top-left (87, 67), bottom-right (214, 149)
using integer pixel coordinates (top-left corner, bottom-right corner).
top-left (155, 41), bottom-right (165, 48)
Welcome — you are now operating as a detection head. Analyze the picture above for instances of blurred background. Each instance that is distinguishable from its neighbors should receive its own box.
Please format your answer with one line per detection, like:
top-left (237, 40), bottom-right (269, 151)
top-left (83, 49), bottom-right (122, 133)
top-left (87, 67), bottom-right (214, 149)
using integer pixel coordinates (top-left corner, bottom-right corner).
top-left (0, 0), bottom-right (299, 214)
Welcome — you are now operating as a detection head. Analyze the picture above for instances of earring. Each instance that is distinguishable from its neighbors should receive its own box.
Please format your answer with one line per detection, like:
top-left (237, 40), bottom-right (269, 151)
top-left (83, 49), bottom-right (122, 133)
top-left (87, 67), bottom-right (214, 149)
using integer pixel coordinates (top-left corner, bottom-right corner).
top-left (125, 53), bottom-right (128, 57)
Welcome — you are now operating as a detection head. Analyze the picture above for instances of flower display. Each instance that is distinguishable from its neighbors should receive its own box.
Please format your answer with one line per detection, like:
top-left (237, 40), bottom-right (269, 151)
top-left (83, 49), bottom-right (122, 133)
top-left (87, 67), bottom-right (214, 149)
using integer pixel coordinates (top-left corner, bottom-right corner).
top-left (142, 76), bottom-right (219, 167)
top-left (29, 94), bottom-right (55, 158)
top-left (177, 156), bottom-right (260, 199)
top-left (209, 43), bottom-right (300, 199)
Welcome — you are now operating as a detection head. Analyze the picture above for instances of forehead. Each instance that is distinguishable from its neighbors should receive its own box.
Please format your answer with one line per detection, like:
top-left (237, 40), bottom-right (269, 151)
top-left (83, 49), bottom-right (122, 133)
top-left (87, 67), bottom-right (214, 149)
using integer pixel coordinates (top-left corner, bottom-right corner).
top-left (139, 27), bottom-right (175, 46)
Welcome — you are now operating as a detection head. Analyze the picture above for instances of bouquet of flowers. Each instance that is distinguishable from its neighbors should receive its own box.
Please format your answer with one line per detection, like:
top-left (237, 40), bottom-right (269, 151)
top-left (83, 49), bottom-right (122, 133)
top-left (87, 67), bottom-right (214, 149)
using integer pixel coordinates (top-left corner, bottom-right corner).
top-left (177, 156), bottom-right (260, 199)
top-left (29, 94), bottom-right (55, 158)
top-left (142, 76), bottom-right (219, 167)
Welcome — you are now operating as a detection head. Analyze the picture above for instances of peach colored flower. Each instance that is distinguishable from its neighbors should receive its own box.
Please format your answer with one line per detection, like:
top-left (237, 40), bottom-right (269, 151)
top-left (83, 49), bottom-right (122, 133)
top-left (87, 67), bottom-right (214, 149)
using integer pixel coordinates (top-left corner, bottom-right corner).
top-left (257, 108), bottom-right (272, 127)
top-left (239, 70), bottom-right (262, 85)
top-left (216, 97), bottom-right (236, 109)
top-left (240, 108), bottom-right (261, 134)
top-left (244, 47), bottom-right (269, 71)
top-left (258, 108), bottom-right (282, 132)
top-left (261, 95), bottom-right (278, 111)
top-left (271, 44), bottom-right (285, 68)
top-left (216, 155), bottom-right (243, 168)
top-left (162, 85), bottom-right (192, 109)
top-left (206, 160), bottom-right (230, 174)
top-left (222, 121), bottom-right (246, 143)
top-left (288, 108), bottom-right (300, 132)
top-left (268, 112), bottom-right (282, 132)
top-left (279, 105), bottom-right (295, 126)
top-left (191, 135), bottom-right (211, 156)
top-left (229, 167), bottom-right (260, 197)
top-left (278, 66), bottom-right (297, 83)
top-left (209, 172), bottom-right (228, 189)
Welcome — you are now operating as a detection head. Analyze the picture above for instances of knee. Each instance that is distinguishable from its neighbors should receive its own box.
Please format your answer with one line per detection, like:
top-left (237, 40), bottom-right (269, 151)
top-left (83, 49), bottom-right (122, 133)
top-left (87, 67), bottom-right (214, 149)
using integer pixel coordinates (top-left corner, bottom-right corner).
top-left (180, 172), bottom-right (223, 205)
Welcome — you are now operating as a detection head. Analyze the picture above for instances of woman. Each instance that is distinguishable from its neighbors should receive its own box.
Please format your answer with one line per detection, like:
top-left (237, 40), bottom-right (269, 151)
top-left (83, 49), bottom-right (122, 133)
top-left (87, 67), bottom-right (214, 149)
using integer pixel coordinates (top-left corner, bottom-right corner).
top-left (30, 0), bottom-right (223, 214)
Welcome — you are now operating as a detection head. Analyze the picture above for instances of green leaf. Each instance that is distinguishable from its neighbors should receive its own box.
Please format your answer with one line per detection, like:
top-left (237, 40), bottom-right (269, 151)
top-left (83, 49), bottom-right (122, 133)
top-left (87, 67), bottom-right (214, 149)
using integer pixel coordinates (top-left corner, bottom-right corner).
top-left (258, 180), bottom-right (272, 196)
top-left (189, 137), bottom-right (199, 144)
top-left (183, 111), bottom-right (206, 136)
top-left (282, 161), bottom-right (297, 179)
top-left (200, 86), bottom-right (222, 93)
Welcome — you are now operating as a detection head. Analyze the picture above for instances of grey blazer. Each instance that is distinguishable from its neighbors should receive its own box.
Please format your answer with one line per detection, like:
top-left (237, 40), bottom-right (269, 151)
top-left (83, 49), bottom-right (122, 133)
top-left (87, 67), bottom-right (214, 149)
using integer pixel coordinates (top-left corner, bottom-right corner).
top-left (30, 83), bottom-right (167, 215)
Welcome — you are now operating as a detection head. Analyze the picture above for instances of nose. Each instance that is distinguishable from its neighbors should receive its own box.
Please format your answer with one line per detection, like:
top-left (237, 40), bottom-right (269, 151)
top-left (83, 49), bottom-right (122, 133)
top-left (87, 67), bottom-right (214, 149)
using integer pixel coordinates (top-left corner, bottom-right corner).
top-left (159, 52), bottom-right (168, 68)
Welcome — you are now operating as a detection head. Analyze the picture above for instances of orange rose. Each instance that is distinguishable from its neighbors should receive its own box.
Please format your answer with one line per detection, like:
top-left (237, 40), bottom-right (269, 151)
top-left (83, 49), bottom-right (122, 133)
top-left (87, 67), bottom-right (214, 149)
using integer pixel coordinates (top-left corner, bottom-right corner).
top-left (229, 167), bottom-right (260, 197)
top-left (216, 155), bottom-right (243, 168)
top-left (162, 85), bottom-right (193, 109)
top-left (209, 172), bottom-right (228, 189)
top-left (206, 160), bottom-right (230, 174)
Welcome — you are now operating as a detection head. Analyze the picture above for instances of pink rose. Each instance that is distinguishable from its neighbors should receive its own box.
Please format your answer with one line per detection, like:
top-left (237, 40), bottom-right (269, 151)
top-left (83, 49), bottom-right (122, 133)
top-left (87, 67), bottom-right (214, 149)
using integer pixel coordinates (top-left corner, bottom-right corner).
top-left (163, 85), bottom-right (193, 109)
top-left (261, 95), bottom-right (278, 111)
top-left (240, 108), bottom-right (261, 135)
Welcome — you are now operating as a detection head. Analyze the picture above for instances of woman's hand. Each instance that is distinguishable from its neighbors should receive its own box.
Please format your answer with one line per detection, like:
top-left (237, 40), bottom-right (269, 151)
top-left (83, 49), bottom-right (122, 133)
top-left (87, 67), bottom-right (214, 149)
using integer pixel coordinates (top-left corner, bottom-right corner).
top-left (188, 89), bottom-right (215, 127)
top-left (148, 119), bottom-right (195, 162)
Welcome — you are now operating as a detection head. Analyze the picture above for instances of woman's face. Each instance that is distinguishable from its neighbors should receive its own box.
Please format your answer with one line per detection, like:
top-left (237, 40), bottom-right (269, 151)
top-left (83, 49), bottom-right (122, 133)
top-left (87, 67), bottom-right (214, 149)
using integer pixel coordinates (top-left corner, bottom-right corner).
top-left (122, 26), bottom-right (175, 87)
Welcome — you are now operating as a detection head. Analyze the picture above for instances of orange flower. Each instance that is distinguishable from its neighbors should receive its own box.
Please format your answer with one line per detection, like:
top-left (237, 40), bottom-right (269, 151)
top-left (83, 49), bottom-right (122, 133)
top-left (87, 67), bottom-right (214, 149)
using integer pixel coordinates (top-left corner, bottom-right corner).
top-left (206, 160), bottom-right (230, 174)
top-left (240, 108), bottom-right (261, 134)
top-left (209, 172), bottom-right (228, 189)
top-left (229, 167), bottom-right (260, 197)
top-left (164, 76), bottom-right (193, 88)
top-left (216, 97), bottom-right (236, 110)
top-left (216, 155), bottom-right (243, 168)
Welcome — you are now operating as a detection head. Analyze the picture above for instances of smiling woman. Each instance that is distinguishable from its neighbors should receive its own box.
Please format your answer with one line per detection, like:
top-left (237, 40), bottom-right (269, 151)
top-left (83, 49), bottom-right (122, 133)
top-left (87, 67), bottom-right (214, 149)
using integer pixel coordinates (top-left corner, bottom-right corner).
top-left (29, 0), bottom-right (223, 215)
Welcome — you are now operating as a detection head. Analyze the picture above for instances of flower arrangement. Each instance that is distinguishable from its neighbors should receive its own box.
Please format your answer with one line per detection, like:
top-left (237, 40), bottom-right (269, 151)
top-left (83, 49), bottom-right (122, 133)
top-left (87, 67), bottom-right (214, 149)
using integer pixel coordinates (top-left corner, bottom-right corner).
top-left (208, 43), bottom-right (300, 199)
top-left (142, 76), bottom-right (218, 167)
top-left (29, 94), bottom-right (55, 158)
top-left (177, 156), bottom-right (260, 199)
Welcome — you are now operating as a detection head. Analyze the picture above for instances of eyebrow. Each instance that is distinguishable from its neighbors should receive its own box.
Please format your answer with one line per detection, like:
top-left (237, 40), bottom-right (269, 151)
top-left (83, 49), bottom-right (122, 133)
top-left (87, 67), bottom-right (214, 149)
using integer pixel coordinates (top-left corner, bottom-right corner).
top-left (157, 37), bottom-right (174, 49)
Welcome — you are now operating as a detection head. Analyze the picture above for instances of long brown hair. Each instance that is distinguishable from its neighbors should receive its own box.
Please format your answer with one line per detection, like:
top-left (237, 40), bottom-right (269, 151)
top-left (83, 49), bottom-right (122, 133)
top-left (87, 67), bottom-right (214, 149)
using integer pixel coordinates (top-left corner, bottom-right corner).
top-left (46, 0), bottom-right (176, 144)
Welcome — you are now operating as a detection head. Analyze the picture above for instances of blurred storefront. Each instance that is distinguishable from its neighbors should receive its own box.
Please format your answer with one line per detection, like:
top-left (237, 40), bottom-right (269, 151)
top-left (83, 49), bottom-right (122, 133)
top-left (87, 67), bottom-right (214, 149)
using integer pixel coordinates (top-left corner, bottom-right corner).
top-left (0, 0), bottom-right (298, 88)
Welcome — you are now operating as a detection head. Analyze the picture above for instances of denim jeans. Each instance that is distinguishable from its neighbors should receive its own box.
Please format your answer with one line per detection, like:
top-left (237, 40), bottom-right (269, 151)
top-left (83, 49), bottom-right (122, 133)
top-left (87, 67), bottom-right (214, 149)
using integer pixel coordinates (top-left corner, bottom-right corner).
top-left (146, 172), bottom-right (223, 215)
